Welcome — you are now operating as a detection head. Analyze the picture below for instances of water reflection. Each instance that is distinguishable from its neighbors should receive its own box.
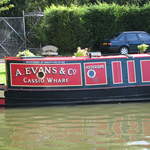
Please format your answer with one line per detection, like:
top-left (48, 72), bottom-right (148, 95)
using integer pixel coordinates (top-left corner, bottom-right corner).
top-left (0, 103), bottom-right (150, 150)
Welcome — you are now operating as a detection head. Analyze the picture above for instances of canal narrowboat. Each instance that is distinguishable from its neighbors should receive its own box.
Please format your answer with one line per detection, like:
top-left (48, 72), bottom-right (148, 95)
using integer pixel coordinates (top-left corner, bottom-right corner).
top-left (3, 53), bottom-right (150, 106)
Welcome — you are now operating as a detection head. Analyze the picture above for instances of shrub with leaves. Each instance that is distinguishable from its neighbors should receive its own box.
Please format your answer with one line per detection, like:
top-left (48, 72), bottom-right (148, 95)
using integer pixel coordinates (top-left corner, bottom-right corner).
top-left (137, 44), bottom-right (149, 53)
top-left (0, 0), bottom-right (14, 12)
top-left (16, 49), bottom-right (36, 57)
top-left (74, 47), bottom-right (88, 57)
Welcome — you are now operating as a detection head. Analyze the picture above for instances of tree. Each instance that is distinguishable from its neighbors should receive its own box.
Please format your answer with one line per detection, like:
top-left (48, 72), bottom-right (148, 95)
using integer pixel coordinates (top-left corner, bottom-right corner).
top-left (0, 0), bottom-right (13, 12)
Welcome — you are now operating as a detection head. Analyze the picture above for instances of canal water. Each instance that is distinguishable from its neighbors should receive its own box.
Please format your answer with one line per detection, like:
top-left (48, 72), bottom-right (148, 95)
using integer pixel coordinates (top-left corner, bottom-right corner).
top-left (0, 102), bottom-right (150, 150)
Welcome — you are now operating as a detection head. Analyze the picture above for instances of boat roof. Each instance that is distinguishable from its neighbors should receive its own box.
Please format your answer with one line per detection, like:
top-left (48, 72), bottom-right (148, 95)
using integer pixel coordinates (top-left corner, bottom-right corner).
top-left (5, 54), bottom-right (150, 61)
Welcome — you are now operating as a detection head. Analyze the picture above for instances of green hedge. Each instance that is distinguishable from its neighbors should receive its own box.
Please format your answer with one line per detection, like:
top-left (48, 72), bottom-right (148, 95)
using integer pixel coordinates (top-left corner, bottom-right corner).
top-left (38, 5), bottom-right (88, 54)
top-left (1, 0), bottom-right (149, 17)
top-left (38, 3), bottom-right (150, 54)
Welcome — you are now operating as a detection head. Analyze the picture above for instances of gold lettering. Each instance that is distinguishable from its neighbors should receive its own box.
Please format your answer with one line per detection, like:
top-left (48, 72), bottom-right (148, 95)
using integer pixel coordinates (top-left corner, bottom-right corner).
top-left (16, 69), bottom-right (22, 76)
top-left (25, 67), bottom-right (31, 75)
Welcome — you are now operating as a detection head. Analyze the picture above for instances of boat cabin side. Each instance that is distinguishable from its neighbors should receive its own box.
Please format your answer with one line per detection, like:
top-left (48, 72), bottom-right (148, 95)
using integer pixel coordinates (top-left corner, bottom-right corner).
top-left (5, 54), bottom-right (150, 90)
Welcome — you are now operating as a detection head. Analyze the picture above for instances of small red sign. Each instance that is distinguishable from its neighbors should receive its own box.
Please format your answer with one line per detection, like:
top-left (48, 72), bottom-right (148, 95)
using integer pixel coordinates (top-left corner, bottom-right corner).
top-left (112, 61), bottom-right (123, 84)
top-left (84, 62), bottom-right (107, 85)
top-left (127, 60), bottom-right (136, 83)
top-left (141, 60), bottom-right (150, 82)
top-left (10, 63), bottom-right (82, 87)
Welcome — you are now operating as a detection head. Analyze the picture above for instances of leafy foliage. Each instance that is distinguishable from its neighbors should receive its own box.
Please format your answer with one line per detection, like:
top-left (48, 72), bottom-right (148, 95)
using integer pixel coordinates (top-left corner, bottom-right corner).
top-left (37, 3), bottom-right (150, 54)
top-left (99, 0), bottom-right (149, 5)
top-left (0, 63), bottom-right (6, 85)
top-left (16, 49), bottom-right (36, 57)
top-left (1, 0), bottom-right (149, 17)
top-left (1, 0), bottom-right (150, 55)
top-left (38, 5), bottom-right (89, 54)
top-left (74, 47), bottom-right (88, 57)
top-left (0, 0), bottom-right (13, 13)
top-left (138, 44), bottom-right (149, 53)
